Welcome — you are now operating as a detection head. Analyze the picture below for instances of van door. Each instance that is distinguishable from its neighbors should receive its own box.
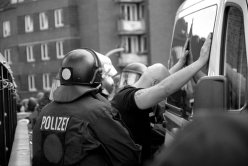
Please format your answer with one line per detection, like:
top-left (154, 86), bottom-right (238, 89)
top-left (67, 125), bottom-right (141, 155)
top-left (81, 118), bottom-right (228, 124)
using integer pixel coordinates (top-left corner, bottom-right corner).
top-left (167, 4), bottom-right (217, 118)
top-left (220, 0), bottom-right (248, 112)
top-left (163, 2), bottom-right (218, 146)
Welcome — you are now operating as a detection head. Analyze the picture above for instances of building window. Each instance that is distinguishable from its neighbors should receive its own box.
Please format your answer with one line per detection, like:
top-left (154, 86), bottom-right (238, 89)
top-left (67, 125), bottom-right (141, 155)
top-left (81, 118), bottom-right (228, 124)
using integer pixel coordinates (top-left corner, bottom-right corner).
top-left (25, 15), bottom-right (34, 33)
top-left (26, 45), bottom-right (34, 62)
top-left (28, 75), bottom-right (36, 91)
top-left (3, 21), bottom-right (11, 37)
top-left (41, 43), bottom-right (49, 60)
top-left (139, 36), bottom-right (147, 53)
top-left (56, 41), bottom-right (64, 59)
top-left (39, 12), bottom-right (49, 30)
top-left (43, 73), bottom-right (51, 91)
top-left (11, 0), bottom-right (24, 3)
top-left (120, 4), bottom-right (144, 21)
top-left (122, 36), bottom-right (146, 53)
top-left (10, 0), bottom-right (17, 4)
top-left (4, 49), bottom-right (11, 64)
top-left (138, 4), bottom-right (145, 20)
top-left (54, 9), bottom-right (64, 28)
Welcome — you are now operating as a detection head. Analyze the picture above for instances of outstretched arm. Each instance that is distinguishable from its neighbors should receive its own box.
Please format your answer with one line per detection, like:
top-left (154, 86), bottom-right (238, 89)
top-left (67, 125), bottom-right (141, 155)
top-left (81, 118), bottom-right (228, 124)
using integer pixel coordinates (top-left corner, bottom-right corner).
top-left (134, 33), bottom-right (212, 110)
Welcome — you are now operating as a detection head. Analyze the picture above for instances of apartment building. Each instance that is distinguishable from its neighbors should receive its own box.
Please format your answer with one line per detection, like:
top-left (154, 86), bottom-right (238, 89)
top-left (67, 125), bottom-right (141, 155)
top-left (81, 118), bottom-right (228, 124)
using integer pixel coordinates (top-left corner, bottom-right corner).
top-left (0, 0), bottom-right (183, 99)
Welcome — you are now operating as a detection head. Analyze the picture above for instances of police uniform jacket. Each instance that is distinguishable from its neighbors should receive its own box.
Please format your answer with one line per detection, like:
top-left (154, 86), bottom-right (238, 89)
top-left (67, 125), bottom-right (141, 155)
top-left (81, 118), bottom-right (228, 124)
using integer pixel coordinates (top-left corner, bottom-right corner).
top-left (32, 93), bottom-right (141, 166)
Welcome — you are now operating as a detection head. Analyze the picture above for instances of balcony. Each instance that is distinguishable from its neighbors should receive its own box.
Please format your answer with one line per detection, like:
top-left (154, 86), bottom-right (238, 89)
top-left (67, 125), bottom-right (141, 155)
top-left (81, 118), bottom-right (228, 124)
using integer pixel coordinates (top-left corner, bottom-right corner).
top-left (118, 52), bottom-right (148, 66)
top-left (118, 19), bottom-right (146, 35)
top-left (115, 0), bottom-right (144, 3)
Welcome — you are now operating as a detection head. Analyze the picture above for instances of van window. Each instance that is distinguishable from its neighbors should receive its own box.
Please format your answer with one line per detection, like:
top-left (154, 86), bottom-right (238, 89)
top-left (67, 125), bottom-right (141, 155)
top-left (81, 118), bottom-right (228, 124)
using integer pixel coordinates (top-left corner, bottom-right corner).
top-left (223, 6), bottom-right (247, 110)
top-left (167, 5), bottom-right (217, 116)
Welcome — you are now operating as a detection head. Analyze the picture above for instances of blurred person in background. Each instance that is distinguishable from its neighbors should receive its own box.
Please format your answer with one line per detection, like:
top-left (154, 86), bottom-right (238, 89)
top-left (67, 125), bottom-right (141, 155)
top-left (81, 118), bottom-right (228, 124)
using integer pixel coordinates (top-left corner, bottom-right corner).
top-left (148, 111), bottom-right (248, 166)
top-left (27, 97), bottom-right (38, 130)
top-left (36, 91), bottom-right (44, 101)
top-left (20, 98), bottom-right (29, 112)
top-left (15, 93), bottom-right (22, 112)
top-left (36, 90), bottom-right (51, 114)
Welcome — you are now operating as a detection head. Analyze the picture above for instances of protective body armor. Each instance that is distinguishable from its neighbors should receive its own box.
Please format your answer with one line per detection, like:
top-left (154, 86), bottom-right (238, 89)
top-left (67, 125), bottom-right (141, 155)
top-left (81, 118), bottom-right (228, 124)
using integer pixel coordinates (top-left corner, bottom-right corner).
top-left (32, 94), bottom-right (141, 166)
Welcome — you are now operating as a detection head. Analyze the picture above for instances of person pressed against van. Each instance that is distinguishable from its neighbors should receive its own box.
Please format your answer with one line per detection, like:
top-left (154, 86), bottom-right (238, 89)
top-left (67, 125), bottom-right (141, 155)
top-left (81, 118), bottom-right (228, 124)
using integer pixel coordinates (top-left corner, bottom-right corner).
top-left (115, 62), bottom-right (169, 156)
top-left (32, 49), bottom-right (141, 166)
top-left (111, 33), bottom-right (212, 163)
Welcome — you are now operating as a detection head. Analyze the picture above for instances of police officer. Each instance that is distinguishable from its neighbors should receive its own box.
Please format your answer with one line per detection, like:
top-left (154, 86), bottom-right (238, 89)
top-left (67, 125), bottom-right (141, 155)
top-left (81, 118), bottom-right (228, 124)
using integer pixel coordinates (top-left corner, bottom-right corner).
top-left (32, 49), bottom-right (141, 166)
top-left (118, 62), bottom-right (148, 90)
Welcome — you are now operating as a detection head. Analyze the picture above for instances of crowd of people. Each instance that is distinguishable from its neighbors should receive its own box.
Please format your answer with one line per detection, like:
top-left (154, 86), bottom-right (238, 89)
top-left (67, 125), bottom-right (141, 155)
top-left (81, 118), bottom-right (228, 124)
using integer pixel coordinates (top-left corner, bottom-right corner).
top-left (17, 32), bottom-right (248, 166)
top-left (16, 91), bottom-right (51, 130)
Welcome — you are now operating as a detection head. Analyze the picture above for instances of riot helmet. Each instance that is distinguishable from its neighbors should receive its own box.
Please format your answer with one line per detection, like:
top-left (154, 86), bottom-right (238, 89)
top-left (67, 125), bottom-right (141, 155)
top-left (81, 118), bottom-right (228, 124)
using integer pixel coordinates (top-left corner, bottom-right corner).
top-left (60, 48), bottom-right (102, 86)
top-left (53, 48), bottom-right (102, 102)
top-left (119, 62), bottom-right (147, 89)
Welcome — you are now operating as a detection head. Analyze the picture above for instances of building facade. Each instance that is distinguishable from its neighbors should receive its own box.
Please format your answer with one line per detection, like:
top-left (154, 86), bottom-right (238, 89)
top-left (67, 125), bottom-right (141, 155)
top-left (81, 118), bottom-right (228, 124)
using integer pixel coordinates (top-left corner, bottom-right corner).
top-left (0, 0), bottom-right (183, 99)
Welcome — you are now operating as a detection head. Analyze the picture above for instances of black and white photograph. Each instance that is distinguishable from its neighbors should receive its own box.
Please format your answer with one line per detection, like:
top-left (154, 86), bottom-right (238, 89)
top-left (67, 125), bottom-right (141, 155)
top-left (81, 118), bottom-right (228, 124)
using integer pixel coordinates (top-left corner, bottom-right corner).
top-left (0, 0), bottom-right (248, 166)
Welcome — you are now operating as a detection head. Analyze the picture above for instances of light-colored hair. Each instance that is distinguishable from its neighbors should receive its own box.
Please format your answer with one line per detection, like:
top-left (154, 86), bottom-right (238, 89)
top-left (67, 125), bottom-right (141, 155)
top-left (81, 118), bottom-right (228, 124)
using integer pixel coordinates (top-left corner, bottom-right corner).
top-left (134, 63), bottom-right (170, 88)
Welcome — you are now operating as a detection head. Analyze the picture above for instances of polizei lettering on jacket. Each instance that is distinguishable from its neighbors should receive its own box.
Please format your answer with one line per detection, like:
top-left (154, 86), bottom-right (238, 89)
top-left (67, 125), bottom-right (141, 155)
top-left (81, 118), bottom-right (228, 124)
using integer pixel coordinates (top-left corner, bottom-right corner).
top-left (40, 116), bottom-right (70, 132)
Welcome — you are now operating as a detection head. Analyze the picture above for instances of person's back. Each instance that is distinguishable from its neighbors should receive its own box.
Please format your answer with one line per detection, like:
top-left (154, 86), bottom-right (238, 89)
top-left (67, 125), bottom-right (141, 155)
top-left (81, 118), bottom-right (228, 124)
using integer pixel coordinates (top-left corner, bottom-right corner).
top-left (149, 111), bottom-right (248, 166)
top-left (32, 48), bottom-right (141, 166)
top-left (111, 63), bottom-right (170, 162)
top-left (33, 93), bottom-right (140, 166)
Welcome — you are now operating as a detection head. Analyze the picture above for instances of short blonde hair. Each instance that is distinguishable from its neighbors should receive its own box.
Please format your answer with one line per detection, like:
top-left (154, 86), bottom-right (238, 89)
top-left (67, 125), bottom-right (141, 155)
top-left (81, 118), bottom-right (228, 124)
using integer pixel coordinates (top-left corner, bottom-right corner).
top-left (138, 63), bottom-right (170, 87)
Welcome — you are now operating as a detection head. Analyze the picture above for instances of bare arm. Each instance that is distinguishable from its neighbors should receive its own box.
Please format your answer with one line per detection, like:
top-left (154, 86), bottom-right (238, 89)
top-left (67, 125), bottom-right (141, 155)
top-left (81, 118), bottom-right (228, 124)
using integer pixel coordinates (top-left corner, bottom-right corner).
top-left (134, 33), bottom-right (212, 110)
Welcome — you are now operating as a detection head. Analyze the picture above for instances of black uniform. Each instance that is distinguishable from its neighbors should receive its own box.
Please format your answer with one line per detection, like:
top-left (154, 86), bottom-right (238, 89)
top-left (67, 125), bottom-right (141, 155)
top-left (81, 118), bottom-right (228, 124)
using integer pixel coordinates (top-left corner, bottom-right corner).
top-left (32, 92), bottom-right (141, 166)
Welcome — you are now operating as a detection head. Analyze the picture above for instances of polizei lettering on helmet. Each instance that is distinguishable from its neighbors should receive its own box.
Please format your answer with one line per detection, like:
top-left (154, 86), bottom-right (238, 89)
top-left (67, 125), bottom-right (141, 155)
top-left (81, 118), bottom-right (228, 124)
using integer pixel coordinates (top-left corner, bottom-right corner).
top-left (40, 116), bottom-right (70, 132)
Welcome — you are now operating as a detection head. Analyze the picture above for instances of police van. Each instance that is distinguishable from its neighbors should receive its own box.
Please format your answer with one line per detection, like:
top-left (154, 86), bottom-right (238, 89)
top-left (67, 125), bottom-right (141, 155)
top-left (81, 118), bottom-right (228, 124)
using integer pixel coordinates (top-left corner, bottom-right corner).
top-left (164, 0), bottom-right (248, 146)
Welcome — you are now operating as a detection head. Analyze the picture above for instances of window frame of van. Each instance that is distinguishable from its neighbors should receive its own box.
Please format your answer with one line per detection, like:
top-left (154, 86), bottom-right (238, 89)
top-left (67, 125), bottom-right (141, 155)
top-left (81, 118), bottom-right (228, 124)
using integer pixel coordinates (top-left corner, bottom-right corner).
top-left (221, 4), bottom-right (248, 111)
top-left (167, 4), bottom-right (217, 117)
top-left (3, 21), bottom-right (11, 38)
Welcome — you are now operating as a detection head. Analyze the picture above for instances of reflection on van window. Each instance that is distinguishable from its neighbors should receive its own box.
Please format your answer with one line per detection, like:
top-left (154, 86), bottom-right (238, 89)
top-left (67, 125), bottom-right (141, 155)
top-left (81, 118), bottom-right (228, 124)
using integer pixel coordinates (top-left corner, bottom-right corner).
top-left (167, 5), bottom-right (217, 116)
top-left (224, 6), bottom-right (247, 110)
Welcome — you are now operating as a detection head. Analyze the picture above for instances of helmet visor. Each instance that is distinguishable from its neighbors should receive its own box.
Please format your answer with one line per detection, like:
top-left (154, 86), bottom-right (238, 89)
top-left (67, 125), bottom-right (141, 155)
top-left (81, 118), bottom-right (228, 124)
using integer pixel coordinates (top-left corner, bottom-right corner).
top-left (119, 72), bottom-right (141, 89)
top-left (95, 52), bottom-right (117, 77)
top-left (49, 78), bottom-right (61, 101)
